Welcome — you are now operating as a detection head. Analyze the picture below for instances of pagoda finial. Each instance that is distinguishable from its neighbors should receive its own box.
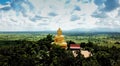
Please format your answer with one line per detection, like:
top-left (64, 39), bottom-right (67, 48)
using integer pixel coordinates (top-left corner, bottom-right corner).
top-left (57, 28), bottom-right (62, 36)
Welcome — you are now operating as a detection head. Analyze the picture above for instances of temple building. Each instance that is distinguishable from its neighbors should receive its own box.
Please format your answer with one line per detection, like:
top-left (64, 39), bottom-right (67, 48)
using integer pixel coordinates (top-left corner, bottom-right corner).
top-left (52, 28), bottom-right (92, 58)
top-left (52, 28), bottom-right (67, 48)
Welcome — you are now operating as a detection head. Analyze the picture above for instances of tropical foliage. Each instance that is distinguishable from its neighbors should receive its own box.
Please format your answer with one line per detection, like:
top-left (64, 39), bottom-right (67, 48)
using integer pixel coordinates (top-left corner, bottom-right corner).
top-left (0, 34), bottom-right (120, 66)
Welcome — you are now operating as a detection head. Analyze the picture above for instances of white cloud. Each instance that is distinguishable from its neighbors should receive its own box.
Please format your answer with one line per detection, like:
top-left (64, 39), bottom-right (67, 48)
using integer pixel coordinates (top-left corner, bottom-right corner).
top-left (106, 8), bottom-right (120, 18)
top-left (94, 6), bottom-right (120, 29)
top-left (0, 0), bottom-right (120, 31)
top-left (0, 4), bottom-right (10, 9)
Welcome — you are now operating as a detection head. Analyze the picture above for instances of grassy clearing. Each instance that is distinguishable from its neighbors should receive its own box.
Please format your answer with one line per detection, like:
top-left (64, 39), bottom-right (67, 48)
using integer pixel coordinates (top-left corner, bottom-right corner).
top-left (65, 34), bottom-right (120, 48)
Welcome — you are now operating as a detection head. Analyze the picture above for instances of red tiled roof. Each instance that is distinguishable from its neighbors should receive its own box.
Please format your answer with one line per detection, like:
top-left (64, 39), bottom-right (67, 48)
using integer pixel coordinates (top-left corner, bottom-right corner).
top-left (70, 44), bottom-right (80, 49)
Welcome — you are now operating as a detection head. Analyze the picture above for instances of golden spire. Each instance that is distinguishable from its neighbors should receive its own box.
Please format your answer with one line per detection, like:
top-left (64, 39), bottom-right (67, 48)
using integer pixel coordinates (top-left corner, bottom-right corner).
top-left (57, 28), bottom-right (62, 36)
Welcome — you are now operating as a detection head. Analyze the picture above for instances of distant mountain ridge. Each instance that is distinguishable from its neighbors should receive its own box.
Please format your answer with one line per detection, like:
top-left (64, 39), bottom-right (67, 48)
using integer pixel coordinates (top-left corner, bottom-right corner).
top-left (69, 28), bottom-right (120, 32)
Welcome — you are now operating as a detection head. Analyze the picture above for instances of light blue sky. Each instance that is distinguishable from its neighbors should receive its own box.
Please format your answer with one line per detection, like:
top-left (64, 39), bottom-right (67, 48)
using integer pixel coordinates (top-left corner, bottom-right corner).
top-left (0, 0), bottom-right (120, 31)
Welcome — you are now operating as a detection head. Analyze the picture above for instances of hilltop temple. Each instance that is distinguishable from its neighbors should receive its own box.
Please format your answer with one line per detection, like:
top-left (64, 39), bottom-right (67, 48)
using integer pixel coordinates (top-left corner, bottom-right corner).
top-left (52, 28), bottom-right (67, 48)
top-left (52, 28), bottom-right (91, 58)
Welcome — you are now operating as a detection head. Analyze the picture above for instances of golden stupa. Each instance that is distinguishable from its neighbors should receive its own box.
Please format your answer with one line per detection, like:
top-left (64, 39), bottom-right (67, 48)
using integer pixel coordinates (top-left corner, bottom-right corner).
top-left (52, 28), bottom-right (67, 48)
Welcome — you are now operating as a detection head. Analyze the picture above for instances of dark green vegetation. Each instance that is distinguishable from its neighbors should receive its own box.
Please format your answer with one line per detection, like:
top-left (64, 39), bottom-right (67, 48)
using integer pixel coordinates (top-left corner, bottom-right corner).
top-left (66, 32), bottom-right (120, 48)
top-left (0, 34), bottom-right (75, 66)
top-left (0, 32), bottom-right (120, 66)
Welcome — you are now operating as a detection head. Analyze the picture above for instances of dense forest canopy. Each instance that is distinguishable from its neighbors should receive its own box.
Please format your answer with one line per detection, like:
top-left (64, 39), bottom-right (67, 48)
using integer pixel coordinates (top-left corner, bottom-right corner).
top-left (0, 34), bottom-right (120, 66)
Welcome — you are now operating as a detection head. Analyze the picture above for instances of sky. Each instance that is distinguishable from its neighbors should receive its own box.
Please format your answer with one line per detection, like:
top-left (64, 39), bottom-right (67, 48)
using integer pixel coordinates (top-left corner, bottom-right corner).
top-left (0, 0), bottom-right (120, 31)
